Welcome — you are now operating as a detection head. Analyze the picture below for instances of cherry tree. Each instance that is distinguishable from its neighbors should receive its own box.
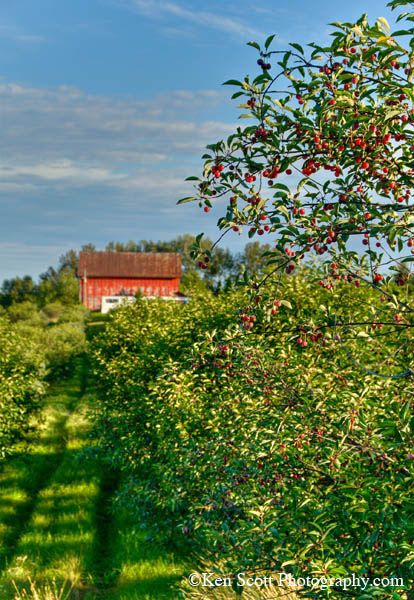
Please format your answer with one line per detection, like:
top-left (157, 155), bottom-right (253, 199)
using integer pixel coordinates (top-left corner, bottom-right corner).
top-left (180, 0), bottom-right (413, 376)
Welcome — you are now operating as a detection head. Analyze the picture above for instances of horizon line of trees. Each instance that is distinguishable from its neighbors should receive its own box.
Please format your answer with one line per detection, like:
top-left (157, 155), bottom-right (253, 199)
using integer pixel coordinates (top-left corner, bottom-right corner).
top-left (2, 234), bottom-right (410, 309)
top-left (0, 236), bottom-right (275, 308)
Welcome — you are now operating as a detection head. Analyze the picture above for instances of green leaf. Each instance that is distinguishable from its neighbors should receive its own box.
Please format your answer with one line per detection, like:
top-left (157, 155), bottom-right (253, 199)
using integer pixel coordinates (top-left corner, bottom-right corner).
top-left (177, 196), bottom-right (196, 205)
top-left (247, 41), bottom-right (261, 51)
top-left (231, 91), bottom-right (245, 99)
top-left (264, 34), bottom-right (276, 50)
top-left (271, 183), bottom-right (290, 192)
top-left (392, 29), bottom-right (412, 36)
top-left (223, 79), bottom-right (243, 86)
top-left (289, 42), bottom-right (304, 54)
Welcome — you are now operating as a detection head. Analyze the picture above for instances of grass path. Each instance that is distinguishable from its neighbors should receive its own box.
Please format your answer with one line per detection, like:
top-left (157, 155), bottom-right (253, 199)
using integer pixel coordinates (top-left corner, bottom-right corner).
top-left (0, 358), bottom-right (186, 599)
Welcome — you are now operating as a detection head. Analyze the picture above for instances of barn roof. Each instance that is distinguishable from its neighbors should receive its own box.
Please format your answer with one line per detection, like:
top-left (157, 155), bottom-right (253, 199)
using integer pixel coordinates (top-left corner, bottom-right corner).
top-left (77, 251), bottom-right (181, 278)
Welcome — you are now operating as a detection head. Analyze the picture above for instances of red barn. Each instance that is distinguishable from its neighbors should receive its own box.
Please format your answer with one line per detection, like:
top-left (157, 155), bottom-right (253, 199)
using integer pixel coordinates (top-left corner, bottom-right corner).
top-left (77, 251), bottom-right (182, 311)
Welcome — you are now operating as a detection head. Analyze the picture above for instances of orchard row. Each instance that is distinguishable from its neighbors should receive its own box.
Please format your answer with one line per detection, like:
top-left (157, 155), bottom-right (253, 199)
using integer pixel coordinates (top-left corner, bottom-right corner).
top-left (91, 276), bottom-right (413, 597)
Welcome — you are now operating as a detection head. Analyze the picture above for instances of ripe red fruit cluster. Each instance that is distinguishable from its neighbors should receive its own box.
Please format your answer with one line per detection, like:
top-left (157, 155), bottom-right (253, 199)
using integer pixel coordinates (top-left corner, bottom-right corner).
top-left (240, 314), bottom-right (256, 330)
top-left (319, 279), bottom-right (333, 290)
top-left (263, 165), bottom-right (280, 179)
top-left (293, 207), bottom-right (305, 217)
top-left (197, 255), bottom-right (210, 270)
top-left (271, 299), bottom-right (282, 315)
top-left (254, 126), bottom-right (269, 141)
top-left (211, 164), bottom-right (224, 178)
top-left (310, 332), bottom-right (324, 343)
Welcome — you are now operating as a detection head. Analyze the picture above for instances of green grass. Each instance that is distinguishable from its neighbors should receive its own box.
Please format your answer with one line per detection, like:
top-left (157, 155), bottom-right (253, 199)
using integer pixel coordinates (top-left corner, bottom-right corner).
top-left (85, 313), bottom-right (110, 340)
top-left (102, 510), bottom-right (186, 600)
top-left (0, 357), bottom-right (188, 599)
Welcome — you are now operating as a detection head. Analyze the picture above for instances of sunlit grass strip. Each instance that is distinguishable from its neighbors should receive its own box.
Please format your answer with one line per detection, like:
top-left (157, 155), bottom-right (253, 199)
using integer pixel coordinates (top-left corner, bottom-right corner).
top-left (7, 405), bottom-right (100, 590)
top-left (0, 361), bottom-right (99, 597)
top-left (0, 373), bottom-right (82, 574)
top-left (0, 355), bottom-right (190, 599)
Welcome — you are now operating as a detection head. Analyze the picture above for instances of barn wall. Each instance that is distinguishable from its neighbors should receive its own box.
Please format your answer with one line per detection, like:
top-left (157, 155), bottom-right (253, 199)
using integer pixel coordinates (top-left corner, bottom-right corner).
top-left (80, 277), bottom-right (180, 310)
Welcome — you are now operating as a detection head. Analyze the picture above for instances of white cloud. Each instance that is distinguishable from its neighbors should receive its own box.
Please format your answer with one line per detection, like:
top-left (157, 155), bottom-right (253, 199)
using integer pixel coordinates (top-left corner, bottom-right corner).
top-left (0, 82), bottom-right (233, 194)
top-left (0, 23), bottom-right (45, 44)
top-left (0, 81), bottom-right (240, 280)
top-left (117, 0), bottom-right (262, 38)
top-left (0, 161), bottom-right (118, 183)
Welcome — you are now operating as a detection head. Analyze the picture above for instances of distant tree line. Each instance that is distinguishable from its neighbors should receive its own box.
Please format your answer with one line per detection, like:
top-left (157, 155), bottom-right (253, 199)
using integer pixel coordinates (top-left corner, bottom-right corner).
top-left (0, 236), bottom-right (276, 308)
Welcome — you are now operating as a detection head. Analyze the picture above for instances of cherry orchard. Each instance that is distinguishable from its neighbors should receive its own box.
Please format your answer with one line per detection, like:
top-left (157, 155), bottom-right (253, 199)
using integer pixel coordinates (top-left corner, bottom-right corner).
top-left (179, 0), bottom-right (414, 290)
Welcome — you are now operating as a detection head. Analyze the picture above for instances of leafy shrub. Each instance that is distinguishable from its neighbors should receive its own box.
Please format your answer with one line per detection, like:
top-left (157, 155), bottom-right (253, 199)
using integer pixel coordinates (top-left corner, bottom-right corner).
top-left (7, 302), bottom-right (44, 326)
top-left (0, 299), bottom-right (87, 458)
top-left (43, 323), bottom-right (87, 377)
top-left (41, 302), bottom-right (88, 325)
top-left (92, 278), bottom-right (413, 597)
top-left (0, 318), bottom-right (46, 458)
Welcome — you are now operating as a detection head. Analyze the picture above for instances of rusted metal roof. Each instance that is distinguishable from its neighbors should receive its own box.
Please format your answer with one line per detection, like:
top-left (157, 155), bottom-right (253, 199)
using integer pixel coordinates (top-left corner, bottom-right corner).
top-left (77, 251), bottom-right (181, 278)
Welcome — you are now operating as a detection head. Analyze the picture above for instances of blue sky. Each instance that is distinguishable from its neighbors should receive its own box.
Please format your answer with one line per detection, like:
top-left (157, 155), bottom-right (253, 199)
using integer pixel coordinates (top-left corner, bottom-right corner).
top-left (0, 0), bottom-right (396, 280)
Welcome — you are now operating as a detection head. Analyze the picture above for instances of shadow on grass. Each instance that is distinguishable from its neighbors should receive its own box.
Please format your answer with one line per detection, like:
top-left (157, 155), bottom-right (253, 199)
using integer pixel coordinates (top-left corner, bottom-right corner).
top-left (0, 450), bottom-right (64, 572)
top-left (87, 468), bottom-right (121, 589)
top-left (1, 356), bottom-right (187, 600)
top-left (0, 359), bottom-right (87, 575)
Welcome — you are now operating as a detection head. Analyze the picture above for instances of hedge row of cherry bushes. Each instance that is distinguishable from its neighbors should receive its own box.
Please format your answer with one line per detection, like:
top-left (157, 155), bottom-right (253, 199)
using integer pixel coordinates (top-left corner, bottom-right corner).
top-left (91, 276), bottom-right (413, 597)
top-left (0, 303), bottom-right (87, 458)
